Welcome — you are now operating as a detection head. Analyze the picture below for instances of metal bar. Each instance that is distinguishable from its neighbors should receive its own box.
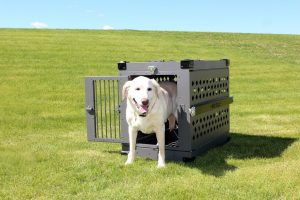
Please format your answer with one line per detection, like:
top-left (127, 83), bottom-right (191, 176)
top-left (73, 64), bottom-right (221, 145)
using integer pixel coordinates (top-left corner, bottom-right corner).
top-left (108, 80), bottom-right (112, 139)
top-left (85, 78), bottom-right (97, 141)
top-left (104, 80), bottom-right (108, 138)
top-left (113, 80), bottom-right (117, 139)
top-left (99, 80), bottom-right (104, 138)
top-left (92, 138), bottom-right (124, 143)
top-left (94, 80), bottom-right (98, 138)
top-left (85, 76), bottom-right (129, 80)
top-left (117, 80), bottom-right (121, 139)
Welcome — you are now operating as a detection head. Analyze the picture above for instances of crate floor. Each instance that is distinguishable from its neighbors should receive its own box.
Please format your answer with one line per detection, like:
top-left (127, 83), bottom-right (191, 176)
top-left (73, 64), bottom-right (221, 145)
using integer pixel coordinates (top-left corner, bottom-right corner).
top-left (137, 128), bottom-right (179, 147)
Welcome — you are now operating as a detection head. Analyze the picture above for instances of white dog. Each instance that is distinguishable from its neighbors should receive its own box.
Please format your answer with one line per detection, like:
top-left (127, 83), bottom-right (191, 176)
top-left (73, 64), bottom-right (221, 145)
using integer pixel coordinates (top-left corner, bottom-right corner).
top-left (122, 76), bottom-right (177, 168)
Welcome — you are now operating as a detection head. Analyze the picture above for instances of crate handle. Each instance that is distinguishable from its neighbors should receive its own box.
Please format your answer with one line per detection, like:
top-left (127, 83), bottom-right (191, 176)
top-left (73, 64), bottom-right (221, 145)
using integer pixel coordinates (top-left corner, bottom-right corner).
top-left (189, 107), bottom-right (196, 117)
top-left (147, 65), bottom-right (157, 74)
top-left (189, 97), bottom-right (233, 116)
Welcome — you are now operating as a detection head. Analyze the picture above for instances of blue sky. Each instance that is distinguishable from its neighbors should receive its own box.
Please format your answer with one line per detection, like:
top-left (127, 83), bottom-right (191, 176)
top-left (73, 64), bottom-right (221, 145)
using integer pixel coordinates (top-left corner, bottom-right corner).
top-left (1, 0), bottom-right (300, 34)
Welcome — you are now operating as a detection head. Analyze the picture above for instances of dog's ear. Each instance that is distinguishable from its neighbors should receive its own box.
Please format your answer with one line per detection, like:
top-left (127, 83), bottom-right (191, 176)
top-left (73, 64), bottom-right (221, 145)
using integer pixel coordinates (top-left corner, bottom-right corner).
top-left (151, 79), bottom-right (162, 98)
top-left (122, 81), bottom-right (131, 100)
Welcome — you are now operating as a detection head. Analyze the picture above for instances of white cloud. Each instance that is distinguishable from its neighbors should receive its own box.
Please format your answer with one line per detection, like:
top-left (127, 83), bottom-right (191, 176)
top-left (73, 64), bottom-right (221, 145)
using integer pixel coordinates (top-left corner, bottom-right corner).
top-left (31, 22), bottom-right (48, 29)
top-left (102, 25), bottom-right (114, 30)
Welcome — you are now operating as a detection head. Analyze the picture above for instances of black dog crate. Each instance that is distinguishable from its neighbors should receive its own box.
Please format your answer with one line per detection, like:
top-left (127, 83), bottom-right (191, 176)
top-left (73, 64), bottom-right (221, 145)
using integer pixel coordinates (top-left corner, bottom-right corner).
top-left (85, 59), bottom-right (233, 161)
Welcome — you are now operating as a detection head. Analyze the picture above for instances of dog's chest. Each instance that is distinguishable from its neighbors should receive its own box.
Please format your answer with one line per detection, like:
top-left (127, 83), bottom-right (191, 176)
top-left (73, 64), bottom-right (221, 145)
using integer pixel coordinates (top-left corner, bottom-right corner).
top-left (130, 114), bottom-right (163, 133)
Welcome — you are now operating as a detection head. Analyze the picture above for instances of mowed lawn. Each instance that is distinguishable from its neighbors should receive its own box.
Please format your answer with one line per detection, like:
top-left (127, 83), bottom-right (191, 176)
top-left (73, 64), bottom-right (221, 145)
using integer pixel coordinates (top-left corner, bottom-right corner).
top-left (0, 29), bottom-right (300, 199)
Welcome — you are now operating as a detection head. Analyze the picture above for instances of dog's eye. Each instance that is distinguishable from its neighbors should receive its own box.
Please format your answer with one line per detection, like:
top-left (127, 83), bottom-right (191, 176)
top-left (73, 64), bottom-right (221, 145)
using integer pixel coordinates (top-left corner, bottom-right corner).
top-left (135, 87), bottom-right (140, 91)
top-left (147, 88), bottom-right (152, 91)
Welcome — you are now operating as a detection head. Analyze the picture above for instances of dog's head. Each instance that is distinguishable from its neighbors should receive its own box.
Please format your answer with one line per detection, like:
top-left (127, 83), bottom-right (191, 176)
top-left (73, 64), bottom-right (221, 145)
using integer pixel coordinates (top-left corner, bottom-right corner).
top-left (122, 76), bottom-right (161, 115)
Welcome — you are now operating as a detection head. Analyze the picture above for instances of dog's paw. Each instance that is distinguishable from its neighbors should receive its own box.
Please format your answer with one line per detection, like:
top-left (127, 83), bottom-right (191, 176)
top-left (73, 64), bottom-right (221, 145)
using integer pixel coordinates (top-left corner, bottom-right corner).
top-left (157, 163), bottom-right (166, 168)
top-left (125, 159), bottom-right (134, 166)
top-left (125, 161), bottom-right (132, 166)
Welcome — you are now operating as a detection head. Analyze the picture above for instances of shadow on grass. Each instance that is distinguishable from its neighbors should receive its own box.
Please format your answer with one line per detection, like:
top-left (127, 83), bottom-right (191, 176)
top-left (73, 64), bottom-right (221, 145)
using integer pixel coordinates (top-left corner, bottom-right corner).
top-left (184, 132), bottom-right (297, 177)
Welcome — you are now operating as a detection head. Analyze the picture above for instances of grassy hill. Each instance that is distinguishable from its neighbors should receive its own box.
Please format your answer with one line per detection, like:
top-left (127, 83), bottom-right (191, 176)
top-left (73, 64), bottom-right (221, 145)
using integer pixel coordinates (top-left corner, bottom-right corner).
top-left (0, 28), bottom-right (299, 199)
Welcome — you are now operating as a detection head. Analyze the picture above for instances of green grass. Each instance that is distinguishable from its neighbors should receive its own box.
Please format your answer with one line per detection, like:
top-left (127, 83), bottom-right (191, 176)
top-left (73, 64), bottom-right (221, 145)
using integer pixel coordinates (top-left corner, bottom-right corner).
top-left (0, 28), bottom-right (300, 199)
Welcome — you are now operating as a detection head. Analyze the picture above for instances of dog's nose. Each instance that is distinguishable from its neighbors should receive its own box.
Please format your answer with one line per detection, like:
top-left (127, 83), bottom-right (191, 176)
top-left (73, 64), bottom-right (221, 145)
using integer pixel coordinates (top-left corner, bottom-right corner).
top-left (141, 98), bottom-right (149, 106)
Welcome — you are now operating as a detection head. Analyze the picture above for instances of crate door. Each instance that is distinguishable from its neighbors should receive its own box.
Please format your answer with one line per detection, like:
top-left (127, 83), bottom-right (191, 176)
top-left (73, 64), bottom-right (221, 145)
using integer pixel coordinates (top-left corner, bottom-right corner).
top-left (85, 76), bottom-right (127, 142)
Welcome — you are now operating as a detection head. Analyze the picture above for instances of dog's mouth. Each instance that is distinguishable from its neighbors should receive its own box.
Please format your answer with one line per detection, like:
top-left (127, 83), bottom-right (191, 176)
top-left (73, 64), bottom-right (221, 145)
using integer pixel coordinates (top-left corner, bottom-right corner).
top-left (133, 98), bottom-right (149, 114)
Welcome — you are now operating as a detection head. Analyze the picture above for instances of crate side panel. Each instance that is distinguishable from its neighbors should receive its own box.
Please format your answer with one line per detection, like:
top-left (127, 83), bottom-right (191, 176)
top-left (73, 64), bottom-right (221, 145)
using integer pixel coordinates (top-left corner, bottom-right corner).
top-left (190, 69), bottom-right (229, 105)
top-left (191, 105), bottom-right (230, 150)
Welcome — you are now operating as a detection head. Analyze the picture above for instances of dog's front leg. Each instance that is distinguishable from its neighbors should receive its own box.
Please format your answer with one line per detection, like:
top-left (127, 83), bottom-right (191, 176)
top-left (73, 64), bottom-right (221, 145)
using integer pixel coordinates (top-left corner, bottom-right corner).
top-left (156, 125), bottom-right (166, 168)
top-left (125, 126), bottom-right (137, 165)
